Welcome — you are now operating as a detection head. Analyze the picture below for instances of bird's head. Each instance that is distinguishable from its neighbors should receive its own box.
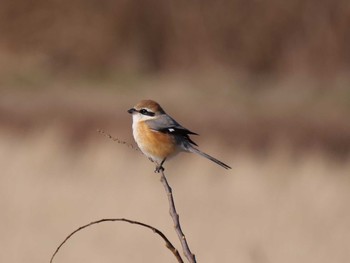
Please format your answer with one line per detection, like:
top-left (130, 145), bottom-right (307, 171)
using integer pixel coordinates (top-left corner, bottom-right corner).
top-left (128, 100), bottom-right (165, 121)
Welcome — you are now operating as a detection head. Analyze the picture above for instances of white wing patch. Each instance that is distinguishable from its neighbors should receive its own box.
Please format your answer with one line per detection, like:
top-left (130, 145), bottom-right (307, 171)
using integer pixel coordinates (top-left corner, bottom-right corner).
top-left (168, 128), bottom-right (175, 132)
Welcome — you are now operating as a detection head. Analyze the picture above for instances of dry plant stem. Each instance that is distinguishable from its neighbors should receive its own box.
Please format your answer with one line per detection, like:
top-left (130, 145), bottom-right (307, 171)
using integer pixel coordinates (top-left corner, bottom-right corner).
top-left (97, 129), bottom-right (195, 261)
top-left (160, 170), bottom-right (197, 263)
top-left (50, 218), bottom-right (184, 263)
top-left (97, 129), bottom-right (140, 152)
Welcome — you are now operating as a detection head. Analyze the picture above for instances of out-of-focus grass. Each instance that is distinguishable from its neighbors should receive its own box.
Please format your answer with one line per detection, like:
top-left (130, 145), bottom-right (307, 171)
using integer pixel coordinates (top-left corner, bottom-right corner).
top-left (1, 127), bottom-right (349, 263)
top-left (1, 0), bottom-right (349, 76)
top-left (0, 71), bottom-right (349, 263)
top-left (1, 73), bottom-right (350, 156)
top-left (1, 1), bottom-right (349, 261)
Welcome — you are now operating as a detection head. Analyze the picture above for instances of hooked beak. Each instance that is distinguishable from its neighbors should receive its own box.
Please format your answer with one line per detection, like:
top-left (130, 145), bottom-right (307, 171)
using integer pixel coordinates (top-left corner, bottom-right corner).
top-left (127, 108), bottom-right (136, 114)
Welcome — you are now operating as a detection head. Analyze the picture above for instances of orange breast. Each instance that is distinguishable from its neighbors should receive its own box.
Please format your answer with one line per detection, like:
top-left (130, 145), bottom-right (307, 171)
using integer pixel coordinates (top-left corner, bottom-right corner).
top-left (136, 121), bottom-right (177, 159)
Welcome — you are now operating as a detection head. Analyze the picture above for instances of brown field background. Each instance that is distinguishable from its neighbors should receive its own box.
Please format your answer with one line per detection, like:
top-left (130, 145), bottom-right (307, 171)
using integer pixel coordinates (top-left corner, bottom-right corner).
top-left (1, 1), bottom-right (350, 263)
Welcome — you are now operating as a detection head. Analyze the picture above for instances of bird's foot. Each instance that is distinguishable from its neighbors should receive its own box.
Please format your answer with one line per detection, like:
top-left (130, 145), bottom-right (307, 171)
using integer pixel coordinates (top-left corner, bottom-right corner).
top-left (154, 165), bottom-right (165, 173)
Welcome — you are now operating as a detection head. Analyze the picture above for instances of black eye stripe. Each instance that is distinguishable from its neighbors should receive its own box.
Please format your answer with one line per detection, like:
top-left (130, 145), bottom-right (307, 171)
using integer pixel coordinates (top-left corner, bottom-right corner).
top-left (139, 109), bottom-right (155, 116)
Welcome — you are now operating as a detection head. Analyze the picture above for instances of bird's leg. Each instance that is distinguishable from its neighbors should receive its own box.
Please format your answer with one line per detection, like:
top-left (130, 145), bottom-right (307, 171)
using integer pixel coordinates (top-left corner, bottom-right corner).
top-left (154, 158), bottom-right (166, 173)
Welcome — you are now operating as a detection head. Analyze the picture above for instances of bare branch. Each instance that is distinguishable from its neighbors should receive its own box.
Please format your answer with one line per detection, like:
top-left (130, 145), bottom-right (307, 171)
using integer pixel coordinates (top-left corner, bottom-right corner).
top-left (160, 171), bottom-right (197, 263)
top-left (50, 218), bottom-right (184, 263)
top-left (97, 129), bottom-right (140, 152)
top-left (96, 130), bottom-right (197, 262)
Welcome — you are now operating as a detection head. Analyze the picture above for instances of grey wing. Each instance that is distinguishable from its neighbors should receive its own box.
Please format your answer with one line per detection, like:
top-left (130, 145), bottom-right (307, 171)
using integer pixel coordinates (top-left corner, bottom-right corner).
top-left (146, 114), bottom-right (198, 146)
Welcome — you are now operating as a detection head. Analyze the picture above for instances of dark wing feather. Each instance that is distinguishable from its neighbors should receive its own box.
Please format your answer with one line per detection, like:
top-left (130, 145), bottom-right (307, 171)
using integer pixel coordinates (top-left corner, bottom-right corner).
top-left (157, 126), bottom-right (198, 146)
top-left (146, 114), bottom-right (198, 146)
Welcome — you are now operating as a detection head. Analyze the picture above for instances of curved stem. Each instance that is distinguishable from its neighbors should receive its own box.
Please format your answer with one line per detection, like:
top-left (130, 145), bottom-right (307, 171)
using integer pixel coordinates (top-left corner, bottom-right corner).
top-left (50, 218), bottom-right (184, 263)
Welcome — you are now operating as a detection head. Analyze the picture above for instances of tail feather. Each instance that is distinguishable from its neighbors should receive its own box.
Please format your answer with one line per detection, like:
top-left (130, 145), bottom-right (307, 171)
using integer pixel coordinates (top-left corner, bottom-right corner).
top-left (189, 147), bottom-right (231, 169)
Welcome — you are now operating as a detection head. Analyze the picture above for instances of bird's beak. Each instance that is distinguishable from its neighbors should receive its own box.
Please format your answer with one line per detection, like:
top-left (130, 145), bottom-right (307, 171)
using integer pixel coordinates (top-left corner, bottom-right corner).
top-left (127, 108), bottom-right (136, 114)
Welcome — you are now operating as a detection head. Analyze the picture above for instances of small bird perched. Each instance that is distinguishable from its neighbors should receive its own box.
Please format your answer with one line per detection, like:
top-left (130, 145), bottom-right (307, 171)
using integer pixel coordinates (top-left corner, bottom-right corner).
top-left (127, 99), bottom-right (231, 172)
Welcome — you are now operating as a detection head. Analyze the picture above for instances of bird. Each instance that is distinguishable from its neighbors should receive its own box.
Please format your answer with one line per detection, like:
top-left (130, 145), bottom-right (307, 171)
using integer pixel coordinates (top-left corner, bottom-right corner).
top-left (127, 99), bottom-right (231, 172)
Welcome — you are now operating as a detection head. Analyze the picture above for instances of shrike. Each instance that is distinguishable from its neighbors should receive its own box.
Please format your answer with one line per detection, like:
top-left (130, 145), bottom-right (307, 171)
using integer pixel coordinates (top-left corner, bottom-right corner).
top-left (128, 99), bottom-right (231, 172)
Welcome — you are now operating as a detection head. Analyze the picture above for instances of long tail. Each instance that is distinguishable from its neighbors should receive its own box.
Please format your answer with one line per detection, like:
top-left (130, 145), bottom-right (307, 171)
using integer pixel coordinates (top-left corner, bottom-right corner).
top-left (189, 147), bottom-right (231, 169)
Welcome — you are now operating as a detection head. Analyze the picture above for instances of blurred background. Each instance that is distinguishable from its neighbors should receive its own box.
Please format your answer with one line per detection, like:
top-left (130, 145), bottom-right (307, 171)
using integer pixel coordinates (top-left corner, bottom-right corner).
top-left (1, 0), bottom-right (350, 262)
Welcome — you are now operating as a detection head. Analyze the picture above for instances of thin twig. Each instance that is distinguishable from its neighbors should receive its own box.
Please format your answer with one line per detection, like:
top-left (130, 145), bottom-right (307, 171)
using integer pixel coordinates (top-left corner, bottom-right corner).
top-left (50, 218), bottom-right (184, 263)
top-left (160, 171), bottom-right (197, 263)
top-left (97, 129), bottom-right (196, 262)
top-left (97, 129), bottom-right (140, 152)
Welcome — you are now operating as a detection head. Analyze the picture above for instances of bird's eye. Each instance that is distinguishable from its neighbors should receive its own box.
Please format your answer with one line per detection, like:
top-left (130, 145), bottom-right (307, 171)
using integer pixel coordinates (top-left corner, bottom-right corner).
top-left (139, 109), bottom-right (155, 116)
